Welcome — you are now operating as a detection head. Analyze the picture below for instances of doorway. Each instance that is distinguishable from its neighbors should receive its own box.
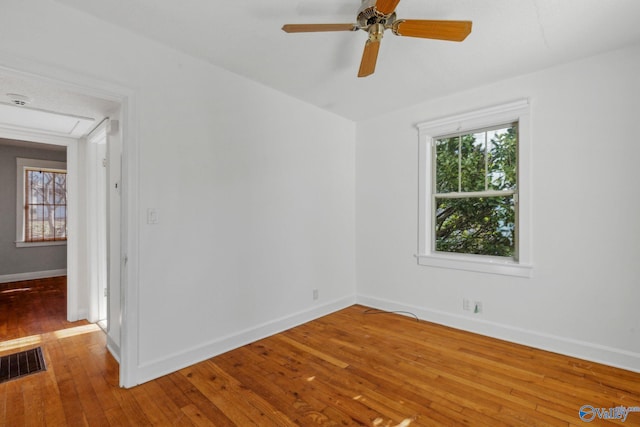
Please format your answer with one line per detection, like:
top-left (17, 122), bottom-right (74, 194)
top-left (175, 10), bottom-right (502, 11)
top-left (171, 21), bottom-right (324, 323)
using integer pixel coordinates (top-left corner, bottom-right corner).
top-left (0, 68), bottom-right (125, 366)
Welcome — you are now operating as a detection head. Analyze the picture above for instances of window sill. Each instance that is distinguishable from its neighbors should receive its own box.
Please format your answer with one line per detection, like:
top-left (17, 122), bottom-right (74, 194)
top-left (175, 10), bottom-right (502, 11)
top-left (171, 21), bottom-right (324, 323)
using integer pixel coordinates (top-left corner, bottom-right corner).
top-left (416, 253), bottom-right (532, 278)
top-left (16, 241), bottom-right (67, 248)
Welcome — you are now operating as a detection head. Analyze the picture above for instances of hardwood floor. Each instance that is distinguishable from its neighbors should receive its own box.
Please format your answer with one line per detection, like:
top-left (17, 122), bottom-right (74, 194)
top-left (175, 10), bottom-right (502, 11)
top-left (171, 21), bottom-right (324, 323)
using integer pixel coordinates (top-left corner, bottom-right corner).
top-left (0, 276), bottom-right (87, 340)
top-left (2, 279), bottom-right (639, 426)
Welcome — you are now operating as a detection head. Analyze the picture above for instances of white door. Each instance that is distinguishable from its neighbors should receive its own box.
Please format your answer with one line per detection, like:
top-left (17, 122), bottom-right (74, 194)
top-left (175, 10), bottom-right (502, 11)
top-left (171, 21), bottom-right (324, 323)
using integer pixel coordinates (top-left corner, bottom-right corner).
top-left (87, 118), bottom-right (121, 356)
top-left (106, 119), bottom-right (122, 354)
top-left (87, 126), bottom-right (108, 325)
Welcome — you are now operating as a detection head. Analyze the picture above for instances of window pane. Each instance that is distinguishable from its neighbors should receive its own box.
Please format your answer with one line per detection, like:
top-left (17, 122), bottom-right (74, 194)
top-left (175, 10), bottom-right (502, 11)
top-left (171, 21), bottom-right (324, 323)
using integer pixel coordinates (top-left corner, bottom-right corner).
top-left (55, 173), bottom-right (67, 204)
top-left (487, 126), bottom-right (517, 191)
top-left (28, 170), bottom-right (42, 186)
top-left (28, 171), bottom-right (45, 203)
top-left (435, 196), bottom-right (515, 257)
top-left (54, 206), bottom-right (66, 218)
top-left (460, 132), bottom-right (486, 192)
top-left (29, 205), bottom-right (46, 241)
top-left (43, 172), bottom-right (55, 204)
top-left (435, 137), bottom-right (460, 193)
top-left (43, 206), bottom-right (54, 239)
top-left (55, 206), bottom-right (67, 239)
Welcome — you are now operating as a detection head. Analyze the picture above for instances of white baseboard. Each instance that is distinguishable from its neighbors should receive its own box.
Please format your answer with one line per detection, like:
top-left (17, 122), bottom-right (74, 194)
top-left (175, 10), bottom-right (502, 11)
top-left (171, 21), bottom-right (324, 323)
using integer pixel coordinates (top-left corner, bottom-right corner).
top-left (356, 295), bottom-right (640, 374)
top-left (0, 269), bottom-right (67, 284)
top-left (135, 295), bottom-right (357, 386)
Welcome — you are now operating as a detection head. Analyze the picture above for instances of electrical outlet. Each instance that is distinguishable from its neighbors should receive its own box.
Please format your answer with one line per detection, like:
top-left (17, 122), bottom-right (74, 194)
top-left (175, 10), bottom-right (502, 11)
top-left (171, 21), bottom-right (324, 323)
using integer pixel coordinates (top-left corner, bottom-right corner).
top-left (313, 289), bottom-right (319, 300)
top-left (474, 301), bottom-right (483, 314)
top-left (463, 298), bottom-right (471, 311)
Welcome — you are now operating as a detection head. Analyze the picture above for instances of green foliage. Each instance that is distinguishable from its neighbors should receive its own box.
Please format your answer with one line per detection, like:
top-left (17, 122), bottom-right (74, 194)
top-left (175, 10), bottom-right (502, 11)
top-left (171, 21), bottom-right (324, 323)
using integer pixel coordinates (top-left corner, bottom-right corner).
top-left (434, 125), bottom-right (517, 257)
top-left (435, 197), bottom-right (515, 256)
top-left (488, 126), bottom-right (517, 191)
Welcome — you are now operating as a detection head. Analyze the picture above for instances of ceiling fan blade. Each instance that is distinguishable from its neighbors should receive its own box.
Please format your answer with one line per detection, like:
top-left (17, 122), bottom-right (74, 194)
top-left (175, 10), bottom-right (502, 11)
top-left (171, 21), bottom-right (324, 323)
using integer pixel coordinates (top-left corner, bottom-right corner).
top-left (282, 23), bottom-right (357, 33)
top-left (358, 40), bottom-right (381, 78)
top-left (375, 0), bottom-right (402, 16)
top-left (392, 20), bottom-right (472, 41)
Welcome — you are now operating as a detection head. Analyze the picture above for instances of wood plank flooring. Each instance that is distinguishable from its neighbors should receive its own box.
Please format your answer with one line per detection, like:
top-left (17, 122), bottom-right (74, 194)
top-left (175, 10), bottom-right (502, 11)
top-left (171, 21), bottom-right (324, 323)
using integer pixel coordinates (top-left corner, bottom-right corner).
top-left (2, 278), bottom-right (640, 426)
top-left (0, 276), bottom-right (86, 340)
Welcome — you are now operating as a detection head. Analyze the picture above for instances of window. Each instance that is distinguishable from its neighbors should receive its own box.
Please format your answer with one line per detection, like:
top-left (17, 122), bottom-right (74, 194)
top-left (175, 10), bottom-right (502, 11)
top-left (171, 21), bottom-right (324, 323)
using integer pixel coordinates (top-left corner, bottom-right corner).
top-left (16, 158), bottom-right (67, 247)
top-left (434, 124), bottom-right (517, 257)
top-left (417, 100), bottom-right (532, 277)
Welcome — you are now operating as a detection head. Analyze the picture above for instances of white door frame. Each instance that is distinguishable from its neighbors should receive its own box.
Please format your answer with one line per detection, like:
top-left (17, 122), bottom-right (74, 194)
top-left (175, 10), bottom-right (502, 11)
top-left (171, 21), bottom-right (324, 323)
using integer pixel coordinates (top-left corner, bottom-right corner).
top-left (0, 58), bottom-right (139, 388)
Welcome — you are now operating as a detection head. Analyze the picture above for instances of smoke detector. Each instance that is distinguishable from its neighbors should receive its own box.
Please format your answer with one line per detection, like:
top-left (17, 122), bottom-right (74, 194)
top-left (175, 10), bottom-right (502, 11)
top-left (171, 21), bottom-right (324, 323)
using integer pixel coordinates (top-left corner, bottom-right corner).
top-left (6, 93), bottom-right (32, 106)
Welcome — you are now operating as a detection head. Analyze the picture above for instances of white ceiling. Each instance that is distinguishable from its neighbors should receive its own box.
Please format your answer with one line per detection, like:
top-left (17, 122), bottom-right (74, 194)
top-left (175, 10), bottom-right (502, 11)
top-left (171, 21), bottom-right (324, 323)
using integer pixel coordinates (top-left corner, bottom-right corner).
top-left (0, 102), bottom-right (96, 138)
top-left (0, 72), bottom-right (119, 139)
top-left (28, 1), bottom-right (640, 121)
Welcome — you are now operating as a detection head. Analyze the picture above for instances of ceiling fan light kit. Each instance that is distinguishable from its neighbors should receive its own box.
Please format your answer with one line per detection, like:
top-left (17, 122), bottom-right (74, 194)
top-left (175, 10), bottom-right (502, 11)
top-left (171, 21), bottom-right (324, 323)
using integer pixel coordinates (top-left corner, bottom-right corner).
top-left (282, 0), bottom-right (472, 78)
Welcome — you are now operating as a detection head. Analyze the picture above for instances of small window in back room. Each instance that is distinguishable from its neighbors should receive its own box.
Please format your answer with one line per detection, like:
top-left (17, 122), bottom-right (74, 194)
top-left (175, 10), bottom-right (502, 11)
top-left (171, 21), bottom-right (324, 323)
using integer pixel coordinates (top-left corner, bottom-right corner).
top-left (23, 167), bottom-right (67, 242)
top-left (16, 157), bottom-right (67, 246)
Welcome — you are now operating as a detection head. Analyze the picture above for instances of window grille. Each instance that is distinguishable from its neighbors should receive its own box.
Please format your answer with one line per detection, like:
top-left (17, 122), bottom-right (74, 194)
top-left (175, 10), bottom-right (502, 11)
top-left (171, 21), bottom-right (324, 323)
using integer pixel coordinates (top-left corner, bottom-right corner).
top-left (24, 168), bottom-right (67, 242)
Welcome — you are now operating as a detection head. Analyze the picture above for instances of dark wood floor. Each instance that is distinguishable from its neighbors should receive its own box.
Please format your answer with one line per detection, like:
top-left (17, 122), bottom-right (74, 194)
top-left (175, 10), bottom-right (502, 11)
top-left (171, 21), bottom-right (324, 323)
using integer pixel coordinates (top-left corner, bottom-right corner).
top-left (0, 277), bottom-right (88, 340)
top-left (2, 278), bottom-right (639, 426)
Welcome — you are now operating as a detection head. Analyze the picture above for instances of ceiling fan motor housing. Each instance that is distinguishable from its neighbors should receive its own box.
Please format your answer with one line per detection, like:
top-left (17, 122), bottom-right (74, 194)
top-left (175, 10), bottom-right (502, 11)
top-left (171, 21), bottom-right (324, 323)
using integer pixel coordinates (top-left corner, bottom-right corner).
top-left (357, 0), bottom-right (397, 29)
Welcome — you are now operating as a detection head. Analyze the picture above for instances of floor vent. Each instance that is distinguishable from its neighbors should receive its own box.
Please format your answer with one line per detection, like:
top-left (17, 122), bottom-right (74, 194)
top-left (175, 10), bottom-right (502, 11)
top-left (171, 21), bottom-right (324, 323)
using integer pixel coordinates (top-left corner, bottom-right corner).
top-left (0, 347), bottom-right (46, 383)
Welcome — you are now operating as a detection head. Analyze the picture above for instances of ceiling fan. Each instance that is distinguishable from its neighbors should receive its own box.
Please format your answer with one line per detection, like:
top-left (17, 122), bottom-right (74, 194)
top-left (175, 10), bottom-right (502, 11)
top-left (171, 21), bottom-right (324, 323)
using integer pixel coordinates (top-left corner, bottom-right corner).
top-left (282, 0), bottom-right (472, 78)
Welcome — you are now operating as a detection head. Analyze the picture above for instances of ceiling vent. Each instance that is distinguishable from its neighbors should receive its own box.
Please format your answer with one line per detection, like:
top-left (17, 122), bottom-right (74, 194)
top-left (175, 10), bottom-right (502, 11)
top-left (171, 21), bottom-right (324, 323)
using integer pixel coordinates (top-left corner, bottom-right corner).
top-left (6, 93), bottom-right (32, 106)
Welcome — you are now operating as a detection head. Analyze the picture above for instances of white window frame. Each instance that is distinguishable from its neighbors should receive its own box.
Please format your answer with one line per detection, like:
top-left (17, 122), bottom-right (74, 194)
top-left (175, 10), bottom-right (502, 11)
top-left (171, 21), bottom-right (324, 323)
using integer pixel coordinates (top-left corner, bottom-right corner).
top-left (416, 100), bottom-right (532, 277)
top-left (16, 157), bottom-right (68, 247)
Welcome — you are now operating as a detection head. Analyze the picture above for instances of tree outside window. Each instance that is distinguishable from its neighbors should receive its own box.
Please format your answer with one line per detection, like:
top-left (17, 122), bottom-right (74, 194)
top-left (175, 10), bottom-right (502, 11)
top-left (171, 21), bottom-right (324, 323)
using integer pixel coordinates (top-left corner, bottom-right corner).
top-left (24, 168), bottom-right (67, 242)
top-left (433, 124), bottom-right (517, 258)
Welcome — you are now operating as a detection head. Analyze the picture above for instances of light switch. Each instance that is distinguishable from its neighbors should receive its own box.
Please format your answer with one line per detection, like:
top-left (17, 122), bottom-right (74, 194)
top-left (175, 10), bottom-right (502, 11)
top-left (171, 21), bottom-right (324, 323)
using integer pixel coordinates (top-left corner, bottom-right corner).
top-left (147, 208), bottom-right (158, 224)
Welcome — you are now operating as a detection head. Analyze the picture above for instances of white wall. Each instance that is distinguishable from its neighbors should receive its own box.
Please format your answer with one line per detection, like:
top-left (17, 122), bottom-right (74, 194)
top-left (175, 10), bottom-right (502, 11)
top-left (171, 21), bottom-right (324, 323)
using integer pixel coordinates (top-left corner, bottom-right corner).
top-left (0, 0), bottom-right (356, 385)
top-left (356, 43), bottom-right (640, 371)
